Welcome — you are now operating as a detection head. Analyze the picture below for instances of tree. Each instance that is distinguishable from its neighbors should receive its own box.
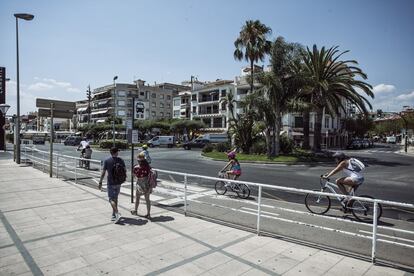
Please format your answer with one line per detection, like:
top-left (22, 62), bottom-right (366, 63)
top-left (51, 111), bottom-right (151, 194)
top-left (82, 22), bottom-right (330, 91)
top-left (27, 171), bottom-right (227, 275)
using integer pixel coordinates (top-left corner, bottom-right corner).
top-left (254, 37), bottom-right (306, 156)
top-left (302, 45), bottom-right (374, 151)
top-left (234, 20), bottom-right (272, 94)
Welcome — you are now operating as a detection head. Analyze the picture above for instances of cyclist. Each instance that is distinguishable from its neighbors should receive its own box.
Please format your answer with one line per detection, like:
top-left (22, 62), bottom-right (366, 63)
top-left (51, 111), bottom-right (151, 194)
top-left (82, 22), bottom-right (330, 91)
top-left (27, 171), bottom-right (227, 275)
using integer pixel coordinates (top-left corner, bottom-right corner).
top-left (323, 152), bottom-right (364, 204)
top-left (141, 144), bottom-right (152, 164)
top-left (76, 137), bottom-right (89, 155)
top-left (220, 151), bottom-right (241, 180)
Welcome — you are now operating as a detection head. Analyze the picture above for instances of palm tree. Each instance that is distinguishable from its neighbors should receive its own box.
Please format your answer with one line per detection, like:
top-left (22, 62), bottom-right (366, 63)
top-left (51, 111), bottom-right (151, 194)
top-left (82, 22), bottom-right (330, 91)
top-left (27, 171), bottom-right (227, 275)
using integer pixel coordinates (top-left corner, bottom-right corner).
top-left (302, 45), bottom-right (374, 151)
top-left (234, 20), bottom-right (272, 94)
top-left (254, 37), bottom-right (306, 156)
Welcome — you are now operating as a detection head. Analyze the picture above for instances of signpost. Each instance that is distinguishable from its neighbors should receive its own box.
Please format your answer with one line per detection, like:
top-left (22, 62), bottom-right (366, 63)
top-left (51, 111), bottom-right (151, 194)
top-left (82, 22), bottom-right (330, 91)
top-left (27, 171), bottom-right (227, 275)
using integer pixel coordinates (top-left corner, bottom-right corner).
top-left (0, 67), bottom-right (6, 151)
top-left (36, 98), bottom-right (75, 177)
top-left (129, 98), bottom-right (138, 203)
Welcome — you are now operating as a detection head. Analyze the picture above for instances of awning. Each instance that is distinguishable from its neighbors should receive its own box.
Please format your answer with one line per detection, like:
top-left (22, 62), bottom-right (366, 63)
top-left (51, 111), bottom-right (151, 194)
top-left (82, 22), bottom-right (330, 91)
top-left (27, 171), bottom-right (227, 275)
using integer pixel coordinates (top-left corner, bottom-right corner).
top-left (77, 107), bottom-right (88, 112)
top-left (96, 119), bottom-right (106, 123)
top-left (92, 91), bottom-right (111, 98)
top-left (91, 110), bottom-right (109, 116)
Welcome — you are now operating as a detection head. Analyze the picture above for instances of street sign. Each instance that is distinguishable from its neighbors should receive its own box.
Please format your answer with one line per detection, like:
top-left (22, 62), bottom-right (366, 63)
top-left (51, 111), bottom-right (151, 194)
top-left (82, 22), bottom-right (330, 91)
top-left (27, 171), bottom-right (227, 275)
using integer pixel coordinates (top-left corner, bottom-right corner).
top-left (126, 119), bottom-right (133, 130)
top-left (134, 99), bottom-right (146, 120)
top-left (127, 129), bottom-right (139, 144)
top-left (36, 98), bottom-right (75, 111)
top-left (38, 109), bottom-right (74, 119)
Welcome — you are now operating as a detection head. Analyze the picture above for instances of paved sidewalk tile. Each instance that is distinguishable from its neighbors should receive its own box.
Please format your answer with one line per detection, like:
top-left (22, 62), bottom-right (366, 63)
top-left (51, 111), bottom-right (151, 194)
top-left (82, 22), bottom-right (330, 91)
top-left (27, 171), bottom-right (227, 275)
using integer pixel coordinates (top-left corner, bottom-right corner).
top-left (0, 155), bottom-right (412, 276)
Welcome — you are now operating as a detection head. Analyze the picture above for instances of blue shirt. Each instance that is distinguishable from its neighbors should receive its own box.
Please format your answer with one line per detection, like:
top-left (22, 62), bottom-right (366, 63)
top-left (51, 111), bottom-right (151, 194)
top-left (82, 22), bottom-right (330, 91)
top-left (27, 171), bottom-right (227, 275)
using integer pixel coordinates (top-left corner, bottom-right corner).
top-left (103, 156), bottom-right (125, 185)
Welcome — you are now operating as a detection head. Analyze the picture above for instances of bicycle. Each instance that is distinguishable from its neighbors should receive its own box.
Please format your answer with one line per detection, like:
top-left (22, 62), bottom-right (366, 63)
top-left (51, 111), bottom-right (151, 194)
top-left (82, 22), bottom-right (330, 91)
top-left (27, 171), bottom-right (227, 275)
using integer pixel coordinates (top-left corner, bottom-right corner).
top-left (304, 176), bottom-right (382, 222)
top-left (215, 171), bottom-right (250, 199)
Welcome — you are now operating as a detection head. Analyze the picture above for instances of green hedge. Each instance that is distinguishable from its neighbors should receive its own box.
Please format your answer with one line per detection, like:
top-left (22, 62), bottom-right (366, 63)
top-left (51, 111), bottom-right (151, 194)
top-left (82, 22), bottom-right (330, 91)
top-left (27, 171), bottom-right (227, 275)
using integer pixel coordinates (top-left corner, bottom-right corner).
top-left (202, 144), bottom-right (214, 153)
top-left (99, 140), bottom-right (128, 149)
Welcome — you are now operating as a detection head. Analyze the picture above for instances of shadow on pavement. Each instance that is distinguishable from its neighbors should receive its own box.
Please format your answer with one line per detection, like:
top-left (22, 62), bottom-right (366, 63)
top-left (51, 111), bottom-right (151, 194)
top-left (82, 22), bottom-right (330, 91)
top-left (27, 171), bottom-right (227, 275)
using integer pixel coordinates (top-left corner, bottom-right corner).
top-left (117, 217), bottom-right (148, 226)
top-left (149, 215), bottom-right (175, 223)
top-left (362, 157), bottom-right (411, 167)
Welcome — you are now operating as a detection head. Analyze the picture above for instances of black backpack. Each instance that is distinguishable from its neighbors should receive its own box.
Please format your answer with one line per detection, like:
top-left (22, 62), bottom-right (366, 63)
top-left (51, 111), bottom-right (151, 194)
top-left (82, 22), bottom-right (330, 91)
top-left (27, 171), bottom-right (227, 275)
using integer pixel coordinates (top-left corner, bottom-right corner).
top-left (112, 158), bottom-right (126, 184)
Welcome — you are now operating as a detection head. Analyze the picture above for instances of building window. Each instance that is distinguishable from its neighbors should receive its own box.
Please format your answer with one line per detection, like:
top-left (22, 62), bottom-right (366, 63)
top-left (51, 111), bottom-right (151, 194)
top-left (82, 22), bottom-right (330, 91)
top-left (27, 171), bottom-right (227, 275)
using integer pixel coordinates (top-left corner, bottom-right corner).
top-left (173, 110), bottom-right (180, 117)
top-left (140, 91), bottom-right (145, 96)
top-left (221, 89), bottom-right (226, 97)
top-left (191, 94), bottom-right (197, 101)
top-left (221, 103), bottom-right (226, 110)
top-left (117, 100), bottom-right (125, 106)
top-left (151, 93), bottom-right (156, 98)
top-left (152, 102), bottom-right (156, 107)
top-left (160, 94), bottom-right (164, 99)
top-left (117, 110), bottom-right (125, 116)
top-left (173, 99), bottom-right (180, 106)
top-left (167, 112), bottom-right (171, 117)
top-left (294, 117), bottom-right (303, 128)
top-left (193, 107), bottom-right (196, 113)
top-left (325, 117), bottom-right (330, 128)
top-left (160, 112), bottom-right (164, 117)
top-left (167, 95), bottom-right (171, 100)
top-left (151, 111), bottom-right (156, 117)
top-left (118, 90), bottom-right (126, 96)
top-left (160, 103), bottom-right (164, 108)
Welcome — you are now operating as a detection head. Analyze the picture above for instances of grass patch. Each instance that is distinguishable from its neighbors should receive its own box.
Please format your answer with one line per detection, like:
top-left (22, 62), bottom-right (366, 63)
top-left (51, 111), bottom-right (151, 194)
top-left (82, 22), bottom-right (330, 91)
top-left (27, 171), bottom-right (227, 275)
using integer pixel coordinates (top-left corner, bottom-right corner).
top-left (202, 151), bottom-right (298, 163)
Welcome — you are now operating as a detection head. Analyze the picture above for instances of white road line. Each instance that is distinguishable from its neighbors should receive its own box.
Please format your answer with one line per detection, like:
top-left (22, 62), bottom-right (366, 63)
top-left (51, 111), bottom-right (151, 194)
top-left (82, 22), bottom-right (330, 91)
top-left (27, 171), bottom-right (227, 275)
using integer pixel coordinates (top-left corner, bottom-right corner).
top-left (359, 230), bottom-right (414, 244)
top-left (168, 175), bottom-right (177, 183)
top-left (241, 206), bottom-right (280, 217)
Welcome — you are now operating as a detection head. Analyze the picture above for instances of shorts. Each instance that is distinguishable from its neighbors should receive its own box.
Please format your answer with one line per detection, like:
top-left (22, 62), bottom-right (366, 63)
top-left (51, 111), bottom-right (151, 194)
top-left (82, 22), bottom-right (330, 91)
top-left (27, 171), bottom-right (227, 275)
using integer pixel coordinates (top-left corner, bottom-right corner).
top-left (107, 184), bottom-right (121, 202)
top-left (349, 176), bottom-right (364, 185)
top-left (136, 177), bottom-right (151, 194)
top-left (229, 170), bottom-right (241, 176)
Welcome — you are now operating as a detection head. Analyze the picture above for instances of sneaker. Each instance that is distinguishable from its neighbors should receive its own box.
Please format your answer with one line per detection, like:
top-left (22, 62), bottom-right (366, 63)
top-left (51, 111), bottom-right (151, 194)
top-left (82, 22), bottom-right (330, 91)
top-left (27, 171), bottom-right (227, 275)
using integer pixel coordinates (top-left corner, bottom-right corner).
top-left (111, 214), bottom-right (116, 221)
top-left (114, 212), bottom-right (122, 223)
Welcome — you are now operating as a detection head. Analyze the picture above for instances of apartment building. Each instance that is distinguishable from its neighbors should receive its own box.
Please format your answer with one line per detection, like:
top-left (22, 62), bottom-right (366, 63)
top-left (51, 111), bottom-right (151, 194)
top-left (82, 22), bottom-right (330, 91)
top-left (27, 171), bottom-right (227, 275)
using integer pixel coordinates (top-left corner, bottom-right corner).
top-left (190, 80), bottom-right (234, 131)
top-left (89, 80), bottom-right (188, 124)
top-left (74, 100), bottom-right (89, 128)
top-left (173, 91), bottom-right (191, 119)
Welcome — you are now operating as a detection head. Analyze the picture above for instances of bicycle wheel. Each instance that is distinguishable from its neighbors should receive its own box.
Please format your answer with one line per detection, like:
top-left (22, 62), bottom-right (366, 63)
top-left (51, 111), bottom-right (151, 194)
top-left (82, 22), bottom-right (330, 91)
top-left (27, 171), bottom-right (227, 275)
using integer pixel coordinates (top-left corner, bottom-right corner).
top-left (215, 181), bottom-right (227, 195)
top-left (350, 195), bottom-right (382, 223)
top-left (236, 184), bottom-right (250, 199)
top-left (305, 190), bottom-right (331, 215)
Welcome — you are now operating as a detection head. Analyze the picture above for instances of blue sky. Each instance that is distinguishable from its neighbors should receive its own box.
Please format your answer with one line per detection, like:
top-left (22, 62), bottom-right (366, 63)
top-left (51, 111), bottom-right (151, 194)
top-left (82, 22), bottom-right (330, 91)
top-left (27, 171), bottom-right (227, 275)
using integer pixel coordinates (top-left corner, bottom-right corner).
top-left (1, 0), bottom-right (413, 115)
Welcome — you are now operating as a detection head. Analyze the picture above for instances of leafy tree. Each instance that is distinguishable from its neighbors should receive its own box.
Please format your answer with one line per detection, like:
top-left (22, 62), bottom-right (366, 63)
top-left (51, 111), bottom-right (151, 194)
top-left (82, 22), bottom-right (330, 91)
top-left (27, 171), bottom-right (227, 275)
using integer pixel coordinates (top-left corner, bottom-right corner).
top-left (234, 20), bottom-right (272, 94)
top-left (302, 45), bottom-right (374, 151)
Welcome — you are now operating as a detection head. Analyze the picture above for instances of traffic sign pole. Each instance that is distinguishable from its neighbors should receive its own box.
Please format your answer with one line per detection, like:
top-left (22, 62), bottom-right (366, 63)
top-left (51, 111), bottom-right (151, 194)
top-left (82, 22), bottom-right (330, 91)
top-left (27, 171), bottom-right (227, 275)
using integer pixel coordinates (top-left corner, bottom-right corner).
top-left (49, 103), bottom-right (54, 177)
top-left (130, 97), bottom-right (136, 204)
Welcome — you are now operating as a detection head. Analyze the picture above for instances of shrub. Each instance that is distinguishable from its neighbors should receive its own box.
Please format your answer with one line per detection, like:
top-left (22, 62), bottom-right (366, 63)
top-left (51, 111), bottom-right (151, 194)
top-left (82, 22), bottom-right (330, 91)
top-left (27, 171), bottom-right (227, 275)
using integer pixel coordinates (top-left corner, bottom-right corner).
top-left (215, 142), bottom-right (230, 152)
top-left (202, 144), bottom-right (214, 153)
top-left (99, 140), bottom-right (128, 149)
top-left (280, 135), bottom-right (294, 154)
top-left (250, 140), bottom-right (267, 155)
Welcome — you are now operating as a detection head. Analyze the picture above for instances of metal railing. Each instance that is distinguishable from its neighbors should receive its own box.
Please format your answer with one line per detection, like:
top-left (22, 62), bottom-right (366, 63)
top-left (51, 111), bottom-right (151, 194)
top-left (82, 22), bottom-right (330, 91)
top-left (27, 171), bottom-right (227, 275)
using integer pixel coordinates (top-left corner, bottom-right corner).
top-left (153, 168), bottom-right (414, 264)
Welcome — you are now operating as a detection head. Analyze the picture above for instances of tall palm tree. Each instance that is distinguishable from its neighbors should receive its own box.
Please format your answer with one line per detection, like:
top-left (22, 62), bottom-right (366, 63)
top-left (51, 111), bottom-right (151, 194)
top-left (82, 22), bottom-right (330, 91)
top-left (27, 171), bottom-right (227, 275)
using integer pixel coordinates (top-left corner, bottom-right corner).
top-left (302, 45), bottom-right (374, 151)
top-left (254, 37), bottom-right (306, 156)
top-left (234, 20), bottom-right (272, 94)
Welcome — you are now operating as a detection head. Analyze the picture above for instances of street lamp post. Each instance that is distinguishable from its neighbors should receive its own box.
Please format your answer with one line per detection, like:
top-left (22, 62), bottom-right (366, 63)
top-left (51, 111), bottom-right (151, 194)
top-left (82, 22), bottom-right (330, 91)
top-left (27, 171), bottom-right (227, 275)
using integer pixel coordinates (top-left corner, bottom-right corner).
top-left (0, 104), bottom-right (11, 152)
top-left (14, 13), bottom-right (34, 164)
top-left (113, 76), bottom-right (118, 147)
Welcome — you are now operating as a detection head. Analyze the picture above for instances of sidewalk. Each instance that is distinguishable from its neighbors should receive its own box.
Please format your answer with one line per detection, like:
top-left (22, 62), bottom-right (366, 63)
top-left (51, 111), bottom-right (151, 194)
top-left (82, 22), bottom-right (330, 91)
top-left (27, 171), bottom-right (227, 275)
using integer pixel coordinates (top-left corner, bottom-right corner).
top-left (0, 152), bottom-right (410, 276)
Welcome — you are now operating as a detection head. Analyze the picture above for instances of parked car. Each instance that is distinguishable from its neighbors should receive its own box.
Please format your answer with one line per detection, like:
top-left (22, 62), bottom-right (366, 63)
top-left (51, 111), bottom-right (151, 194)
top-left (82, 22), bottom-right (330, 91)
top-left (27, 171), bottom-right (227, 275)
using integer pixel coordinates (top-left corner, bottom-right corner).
top-left (199, 133), bottom-right (229, 143)
top-left (347, 139), bottom-right (363, 149)
top-left (32, 136), bottom-right (46, 145)
top-left (147, 136), bottom-right (175, 148)
top-left (64, 136), bottom-right (82, 146)
top-left (386, 136), bottom-right (396, 144)
top-left (183, 139), bottom-right (210, 150)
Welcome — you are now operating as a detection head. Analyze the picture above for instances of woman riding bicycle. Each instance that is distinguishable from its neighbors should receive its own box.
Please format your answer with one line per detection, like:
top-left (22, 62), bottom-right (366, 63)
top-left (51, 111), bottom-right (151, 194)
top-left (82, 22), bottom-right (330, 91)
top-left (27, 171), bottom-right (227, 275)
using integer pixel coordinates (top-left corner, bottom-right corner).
top-left (220, 151), bottom-right (241, 180)
top-left (323, 152), bottom-right (364, 198)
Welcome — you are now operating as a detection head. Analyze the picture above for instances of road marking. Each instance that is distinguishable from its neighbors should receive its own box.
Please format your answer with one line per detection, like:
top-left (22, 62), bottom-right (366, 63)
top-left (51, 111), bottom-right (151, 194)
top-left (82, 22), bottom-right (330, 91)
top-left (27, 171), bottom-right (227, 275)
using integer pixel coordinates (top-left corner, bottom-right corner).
top-left (359, 230), bottom-right (414, 244)
top-left (241, 206), bottom-right (280, 217)
top-left (168, 175), bottom-right (177, 183)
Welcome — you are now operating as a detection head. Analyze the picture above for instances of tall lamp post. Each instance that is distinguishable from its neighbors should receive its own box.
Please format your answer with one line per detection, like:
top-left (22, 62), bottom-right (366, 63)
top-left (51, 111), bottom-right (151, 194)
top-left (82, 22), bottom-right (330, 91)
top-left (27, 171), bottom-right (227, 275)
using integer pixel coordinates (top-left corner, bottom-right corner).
top-left (0, 104), bottom-right (11, 152)
top-left (14, 13), bottom-right (34, 164)
top-left (112, 76), bottom-right (118, 147)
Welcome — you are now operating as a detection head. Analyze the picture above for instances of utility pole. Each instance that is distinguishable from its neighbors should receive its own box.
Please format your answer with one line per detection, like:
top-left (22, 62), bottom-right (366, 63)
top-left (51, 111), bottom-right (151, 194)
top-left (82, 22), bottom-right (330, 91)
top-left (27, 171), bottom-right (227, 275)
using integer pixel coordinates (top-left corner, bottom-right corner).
top-left (86, 85), bottom-right (91, 125)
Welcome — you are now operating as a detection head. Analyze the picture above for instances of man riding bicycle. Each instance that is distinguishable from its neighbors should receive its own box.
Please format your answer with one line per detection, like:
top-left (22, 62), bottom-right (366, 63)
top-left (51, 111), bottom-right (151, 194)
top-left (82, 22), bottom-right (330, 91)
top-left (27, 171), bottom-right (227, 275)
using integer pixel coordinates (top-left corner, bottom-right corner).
top-left (141, 144), bottom-right (151, 164)
top-left (323, 152), bottom-right (365, 201)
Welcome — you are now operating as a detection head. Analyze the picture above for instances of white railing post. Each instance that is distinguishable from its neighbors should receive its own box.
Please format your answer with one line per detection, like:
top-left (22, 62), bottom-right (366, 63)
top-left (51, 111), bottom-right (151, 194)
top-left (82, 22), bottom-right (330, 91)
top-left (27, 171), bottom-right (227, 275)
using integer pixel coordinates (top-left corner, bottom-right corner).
top-left (42, 152), bottom-right (46, 172)
top-left (56, 154), bottom-right (59, 178)
top-left (74, 159), bottom-right (77, 183)
top-left (24, 146), bottom-right (27, 164)
top-left (371, 201), bottom-right (378, 263)
top-left (257, 185), bottom-right (262, 235)
top-left (184, 174), bottom-right (188, 216)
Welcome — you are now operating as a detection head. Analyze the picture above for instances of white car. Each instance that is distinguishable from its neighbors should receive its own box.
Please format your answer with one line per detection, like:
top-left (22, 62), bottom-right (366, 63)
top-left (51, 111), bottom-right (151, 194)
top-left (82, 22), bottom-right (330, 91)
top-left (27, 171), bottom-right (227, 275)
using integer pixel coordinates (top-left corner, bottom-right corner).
top-left (386, 136), bottom-right (396, 144)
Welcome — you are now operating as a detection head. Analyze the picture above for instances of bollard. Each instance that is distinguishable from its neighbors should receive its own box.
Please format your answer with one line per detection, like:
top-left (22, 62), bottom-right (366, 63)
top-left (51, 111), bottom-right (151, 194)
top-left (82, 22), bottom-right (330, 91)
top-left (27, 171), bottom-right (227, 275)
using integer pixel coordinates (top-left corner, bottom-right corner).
top-left (257, 185), bottom-right (262, 235)
top-left (184, 174), bottom-right (188, 216)
top-left (371, 201), bottom-right (378, 263)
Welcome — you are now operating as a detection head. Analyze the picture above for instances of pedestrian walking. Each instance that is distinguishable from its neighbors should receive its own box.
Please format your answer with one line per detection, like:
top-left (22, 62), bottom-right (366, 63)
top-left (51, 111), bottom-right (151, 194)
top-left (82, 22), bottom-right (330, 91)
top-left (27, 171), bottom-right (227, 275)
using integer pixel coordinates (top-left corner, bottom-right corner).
top-left (98, 147), bottom-right (126, 223)
top-left (131, 152), bottom-right (152, 219)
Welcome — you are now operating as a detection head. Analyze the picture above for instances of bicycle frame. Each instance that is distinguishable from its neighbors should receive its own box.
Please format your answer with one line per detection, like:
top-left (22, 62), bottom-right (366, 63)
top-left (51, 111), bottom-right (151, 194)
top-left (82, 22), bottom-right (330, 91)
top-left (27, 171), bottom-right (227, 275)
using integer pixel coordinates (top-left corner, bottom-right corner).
top-left (319, 179), bottom-right (355, 205)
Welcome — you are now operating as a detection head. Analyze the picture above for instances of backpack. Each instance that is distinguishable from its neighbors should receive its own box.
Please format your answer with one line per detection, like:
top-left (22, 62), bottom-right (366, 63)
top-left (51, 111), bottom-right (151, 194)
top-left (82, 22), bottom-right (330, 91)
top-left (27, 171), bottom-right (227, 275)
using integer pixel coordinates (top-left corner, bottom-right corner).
top-left (148, 169), bottom-right (157, 189)
top-left (112, 158), bottom-right (126, 184)
top-left (348, 158), bottom-right (365, 172)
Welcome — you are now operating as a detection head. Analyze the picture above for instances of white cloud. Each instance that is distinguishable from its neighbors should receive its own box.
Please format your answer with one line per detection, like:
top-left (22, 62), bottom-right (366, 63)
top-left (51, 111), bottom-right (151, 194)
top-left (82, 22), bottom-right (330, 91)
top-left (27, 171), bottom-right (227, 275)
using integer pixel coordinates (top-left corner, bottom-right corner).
top-left (67, 87), bottom-right (81, 93)
top-left (372, 84), bottom-right (396, 94)
top-left (396, 91), bottom-right (414, 101)
top-left (28, 82), bottom-right (54, 91)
